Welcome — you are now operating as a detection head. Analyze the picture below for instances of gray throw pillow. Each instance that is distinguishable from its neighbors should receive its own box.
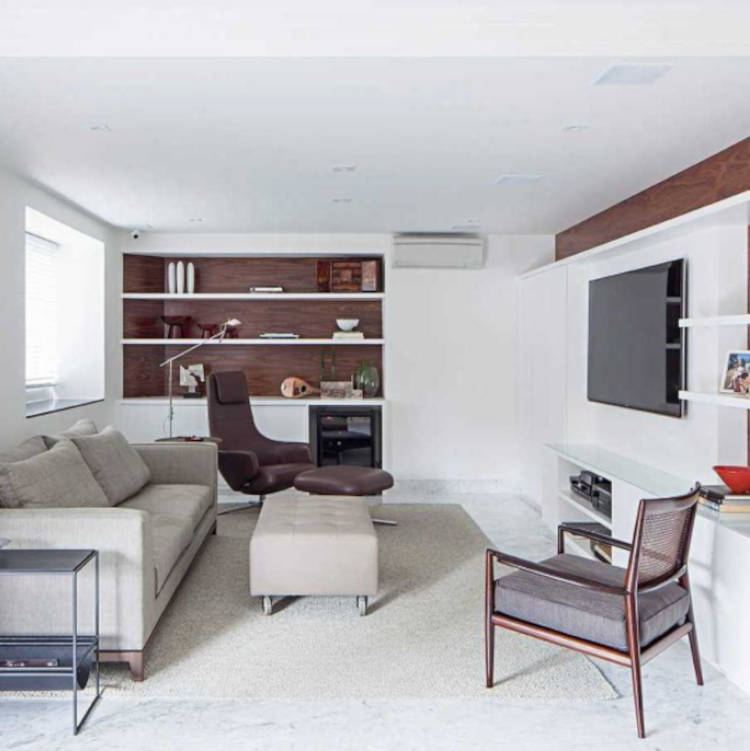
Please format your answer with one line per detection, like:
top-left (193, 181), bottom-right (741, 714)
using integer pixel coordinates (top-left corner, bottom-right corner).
top-left (44, 418), bottom-right (99, 448)
top-left (0, 439), bottom-right (109, 509)
top-left (0, 435), bottom-right (48, 464)
top-left (71, 427), bottom-right (151, 505)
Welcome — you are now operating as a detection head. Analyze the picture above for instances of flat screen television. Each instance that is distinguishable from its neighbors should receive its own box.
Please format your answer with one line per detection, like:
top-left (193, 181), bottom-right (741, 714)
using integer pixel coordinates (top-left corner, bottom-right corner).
top-left (588, 259), bottom-right (686, 417)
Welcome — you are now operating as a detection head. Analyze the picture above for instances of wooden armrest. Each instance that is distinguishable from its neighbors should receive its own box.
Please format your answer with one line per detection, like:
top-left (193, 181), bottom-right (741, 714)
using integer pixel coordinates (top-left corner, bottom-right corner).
top-left (485, 548), bottom-right (626, 595)
top-left (558, 522), bottom-right (632, 551)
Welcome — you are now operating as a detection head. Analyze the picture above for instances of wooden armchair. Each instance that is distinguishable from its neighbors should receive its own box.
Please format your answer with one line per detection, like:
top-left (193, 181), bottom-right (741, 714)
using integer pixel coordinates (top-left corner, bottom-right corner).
top-left (485, 487), bottom-right (703, 738)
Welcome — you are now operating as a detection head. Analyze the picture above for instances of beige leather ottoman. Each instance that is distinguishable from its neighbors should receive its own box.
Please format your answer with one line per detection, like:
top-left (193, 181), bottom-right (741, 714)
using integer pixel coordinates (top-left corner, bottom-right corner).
top-left (249, 496), bottom-right (378, 616)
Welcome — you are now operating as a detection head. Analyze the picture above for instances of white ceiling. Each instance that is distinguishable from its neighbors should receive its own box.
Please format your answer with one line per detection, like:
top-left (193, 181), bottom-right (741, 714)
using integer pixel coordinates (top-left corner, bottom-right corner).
top-left (1, 1), bottom-right (749, 57)
top-left (0, 57), bottom-right (748, 233)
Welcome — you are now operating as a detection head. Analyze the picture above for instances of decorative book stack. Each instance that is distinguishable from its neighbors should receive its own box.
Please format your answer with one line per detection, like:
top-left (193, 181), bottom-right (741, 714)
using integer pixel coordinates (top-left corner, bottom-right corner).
top-left (699, 485), bottom-right (750, 513)
top-left (332, 331), bottom-right (364, 340)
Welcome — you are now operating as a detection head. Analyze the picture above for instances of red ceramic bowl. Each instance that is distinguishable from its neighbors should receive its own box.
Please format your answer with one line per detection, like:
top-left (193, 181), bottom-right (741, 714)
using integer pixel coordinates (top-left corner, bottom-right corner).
top-left (713, 465), bottom-right (750, 493)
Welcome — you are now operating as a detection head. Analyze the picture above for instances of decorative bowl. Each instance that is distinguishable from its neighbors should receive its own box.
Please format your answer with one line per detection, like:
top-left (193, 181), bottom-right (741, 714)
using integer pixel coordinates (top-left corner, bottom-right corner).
top-left (336, 318), bottom-right (359, 332)
top-left (713, 465), bottom-right (750, 493)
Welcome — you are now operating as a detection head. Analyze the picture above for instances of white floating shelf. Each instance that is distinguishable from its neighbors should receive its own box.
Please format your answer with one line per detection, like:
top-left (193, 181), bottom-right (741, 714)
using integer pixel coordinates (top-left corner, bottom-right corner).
top-left (122, 292), bottom-right (384, 301)
top-left (122, 338), bottom-right (384, 346)
top-left (679, 314), bottom-right (750, 328)
top-left (679, 391), bottom-right (750, 409)
top-left (123, 249), bottom-right (384, 258)
top-left (558, 490), bottom-right (612, 529)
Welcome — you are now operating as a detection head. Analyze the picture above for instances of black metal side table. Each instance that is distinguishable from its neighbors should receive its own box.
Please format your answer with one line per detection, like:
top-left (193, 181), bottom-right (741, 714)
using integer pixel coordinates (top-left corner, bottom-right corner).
top-left (0, 549), bottom-right (101, 734)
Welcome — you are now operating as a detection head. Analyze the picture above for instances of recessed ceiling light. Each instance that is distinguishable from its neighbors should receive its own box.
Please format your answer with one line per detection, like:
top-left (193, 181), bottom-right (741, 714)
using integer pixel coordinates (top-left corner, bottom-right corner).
top-left (332, 165), bottom-right (357, 173)
top-left (188, 217), bottom-right (205, 223)
top-left (562, 124), bottom-right (589, 133)
top-left (594, 64), bottom-right (672, 86)
top-left (332, 198), bottom-right (352, 204)
top-left (89, 124), bottom-right (111, 132)
top-left (495, 174), bottom-right (544, 185)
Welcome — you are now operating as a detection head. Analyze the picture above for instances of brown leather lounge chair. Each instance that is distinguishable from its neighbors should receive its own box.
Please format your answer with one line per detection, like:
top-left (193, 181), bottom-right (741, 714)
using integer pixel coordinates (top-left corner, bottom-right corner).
top-left (207, 371), bottom-right (315, 513)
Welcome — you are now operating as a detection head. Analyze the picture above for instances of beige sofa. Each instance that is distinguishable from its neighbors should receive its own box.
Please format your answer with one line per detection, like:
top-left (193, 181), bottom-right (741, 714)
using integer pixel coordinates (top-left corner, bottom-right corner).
top-left (0, 434), bottom-right (217, 680)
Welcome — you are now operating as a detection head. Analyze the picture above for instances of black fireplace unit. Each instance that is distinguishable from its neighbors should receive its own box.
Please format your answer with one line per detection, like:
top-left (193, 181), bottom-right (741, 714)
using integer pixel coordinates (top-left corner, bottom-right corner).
top-left (309, 405), bottom-right (383, 468)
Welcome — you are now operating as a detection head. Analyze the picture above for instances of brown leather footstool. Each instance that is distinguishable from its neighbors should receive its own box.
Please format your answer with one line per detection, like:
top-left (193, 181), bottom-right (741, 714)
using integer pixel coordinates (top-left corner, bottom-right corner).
top-left (293, 466), bottom-right (396, 525)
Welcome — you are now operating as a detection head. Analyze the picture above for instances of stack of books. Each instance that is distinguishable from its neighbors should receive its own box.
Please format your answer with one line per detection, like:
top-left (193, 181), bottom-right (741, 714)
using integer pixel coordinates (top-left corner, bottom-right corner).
top-left (699, 485), bottom-right (750, 513)
top-left (332, 331), bottom-right (364, 340)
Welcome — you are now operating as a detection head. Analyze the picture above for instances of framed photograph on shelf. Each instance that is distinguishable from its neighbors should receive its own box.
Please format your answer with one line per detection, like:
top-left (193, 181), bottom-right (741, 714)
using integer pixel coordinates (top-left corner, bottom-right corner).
top-left (720, 351), bottom-right (750, 395)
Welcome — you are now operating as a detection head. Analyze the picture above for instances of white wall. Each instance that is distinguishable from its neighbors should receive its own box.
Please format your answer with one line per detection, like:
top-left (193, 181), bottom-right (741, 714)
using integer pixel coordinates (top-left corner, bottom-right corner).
top-left (0, 166), bottom-right (120, 448)
top-left (517, 215), bottom-right (749, 508)
top-left (386, 235), bottom-right (553, 485)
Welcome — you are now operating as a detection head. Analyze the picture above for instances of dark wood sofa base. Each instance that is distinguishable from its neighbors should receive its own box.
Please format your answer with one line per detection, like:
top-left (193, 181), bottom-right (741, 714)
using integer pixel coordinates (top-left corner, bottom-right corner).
top-left (100, 650), bottom-right (144, 682)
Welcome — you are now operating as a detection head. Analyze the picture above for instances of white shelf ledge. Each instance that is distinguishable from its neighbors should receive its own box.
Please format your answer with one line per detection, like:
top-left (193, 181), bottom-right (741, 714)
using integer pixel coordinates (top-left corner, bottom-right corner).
top-left (120, 396), bottom-right (386, 407)
top-left (679, 391), bottom-right (750, 409)
top-left (123, 249), bottom-right (384, 258)
top-left (679, 314), bottom-right (750, 328)
top-left (558, 490), bottom-right (612, 529)
top-left (122, 338), bottom-right (384, 346)
top-left (122, 292), bottom-right (384, 301)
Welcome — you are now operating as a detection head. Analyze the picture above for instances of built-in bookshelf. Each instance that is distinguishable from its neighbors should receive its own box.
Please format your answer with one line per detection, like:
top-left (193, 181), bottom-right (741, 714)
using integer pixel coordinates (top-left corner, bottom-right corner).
top-left (122, 253), bottom-right (385, 398)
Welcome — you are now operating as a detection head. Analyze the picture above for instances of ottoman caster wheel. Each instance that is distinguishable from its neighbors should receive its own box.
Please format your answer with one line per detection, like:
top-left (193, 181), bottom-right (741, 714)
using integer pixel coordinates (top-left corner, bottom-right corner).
top-left (357, 595), bottom-right (368, 616)
top-left (262, 596), bottom-right (272, 615)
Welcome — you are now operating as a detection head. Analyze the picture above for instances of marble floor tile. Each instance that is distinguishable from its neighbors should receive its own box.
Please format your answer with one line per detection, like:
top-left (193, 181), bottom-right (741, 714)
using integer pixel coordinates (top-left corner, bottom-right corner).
top-left (2, 490), bottom-right (749, 750)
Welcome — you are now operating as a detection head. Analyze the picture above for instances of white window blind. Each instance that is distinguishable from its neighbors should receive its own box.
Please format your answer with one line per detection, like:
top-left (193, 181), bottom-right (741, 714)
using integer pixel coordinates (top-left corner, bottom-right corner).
top-left (25, 232), bottom-right (59, 386)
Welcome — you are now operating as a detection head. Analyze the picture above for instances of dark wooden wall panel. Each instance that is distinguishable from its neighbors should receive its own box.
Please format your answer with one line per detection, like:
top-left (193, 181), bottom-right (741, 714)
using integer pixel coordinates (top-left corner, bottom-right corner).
top-left (123, 300), bottom-right (165, 338)
top-left (555, 138), bottom-right (750, 260)
top-left (123, 345), bottom-right (167, 397)
top-left (123, 255), bottom-right (164, 293)
top-left (124, 344), bottom-right (383, 397)
top-left (161, 300), bottom-right (382, 338)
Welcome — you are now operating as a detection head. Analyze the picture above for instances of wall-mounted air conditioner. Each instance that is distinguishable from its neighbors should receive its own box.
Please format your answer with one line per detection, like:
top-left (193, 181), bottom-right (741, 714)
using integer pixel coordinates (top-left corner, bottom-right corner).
top-left (392, 234), bottom-right (486, 269)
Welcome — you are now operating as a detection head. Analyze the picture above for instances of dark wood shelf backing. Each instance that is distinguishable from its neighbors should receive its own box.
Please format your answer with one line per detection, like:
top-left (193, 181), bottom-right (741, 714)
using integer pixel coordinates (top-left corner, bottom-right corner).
top-left (123, 344), bottom-right (384, 398)
top-left (123, 255), bottom-right (164, 293)
top-left (123, 299), bottom-right (382, 339)
top-left (123, 254), bottom-right (384, 294)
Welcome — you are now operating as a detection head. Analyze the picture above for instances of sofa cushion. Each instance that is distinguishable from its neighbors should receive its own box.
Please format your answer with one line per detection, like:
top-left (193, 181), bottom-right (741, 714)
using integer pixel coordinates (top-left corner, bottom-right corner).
top-left (120, 484), bottom-right (213, 532)
top-left (0, 439), bottom-right (109, 509)
top-left (71, 427), bottom-right (151, 505)
top-left (0, 435), bottom-right (48, 464)
top-left (151, 515), bottom-right (194, 595)
top-left (44, 418), bottom-right (99, 448)
top-left (494, 554), bottom-right (691, 651)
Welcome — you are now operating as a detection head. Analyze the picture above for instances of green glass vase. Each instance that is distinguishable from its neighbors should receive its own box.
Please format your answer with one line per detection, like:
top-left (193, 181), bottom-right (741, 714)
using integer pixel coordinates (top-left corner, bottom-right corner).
top-left (354, 361), bottom-right (380, 397)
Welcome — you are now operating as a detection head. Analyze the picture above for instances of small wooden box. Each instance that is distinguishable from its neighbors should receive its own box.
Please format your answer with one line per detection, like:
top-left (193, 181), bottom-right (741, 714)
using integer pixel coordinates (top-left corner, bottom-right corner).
top-left (331, 261), bottom-right (362, 292)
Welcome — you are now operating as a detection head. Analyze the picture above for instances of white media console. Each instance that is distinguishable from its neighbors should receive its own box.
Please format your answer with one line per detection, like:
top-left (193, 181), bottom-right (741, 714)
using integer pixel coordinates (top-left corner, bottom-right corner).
top-left (544, 443), bottom-right (750, 693)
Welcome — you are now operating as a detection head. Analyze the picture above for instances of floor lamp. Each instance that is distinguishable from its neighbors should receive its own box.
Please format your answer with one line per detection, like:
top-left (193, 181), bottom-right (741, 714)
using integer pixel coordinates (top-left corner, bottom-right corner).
top-left (159, 318), bottom-right (241, 439)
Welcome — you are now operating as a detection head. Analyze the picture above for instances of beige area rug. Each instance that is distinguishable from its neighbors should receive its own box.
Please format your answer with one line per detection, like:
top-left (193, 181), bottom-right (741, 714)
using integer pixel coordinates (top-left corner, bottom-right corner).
top-left (102, 504), bottom-right (616, 701)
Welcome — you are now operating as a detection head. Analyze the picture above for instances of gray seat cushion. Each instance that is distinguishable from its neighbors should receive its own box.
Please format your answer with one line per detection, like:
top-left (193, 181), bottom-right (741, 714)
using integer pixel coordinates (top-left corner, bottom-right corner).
top-left (120, 483), bottom-right (213, 532)
top-left (0, 439), bottom-right (109, 509)
top-left (71, 427), bottom-right (151, 505)
top-left (495, 554), bottom-right (690, 651)
top-left (151, 515), bottom-right (194, 595)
